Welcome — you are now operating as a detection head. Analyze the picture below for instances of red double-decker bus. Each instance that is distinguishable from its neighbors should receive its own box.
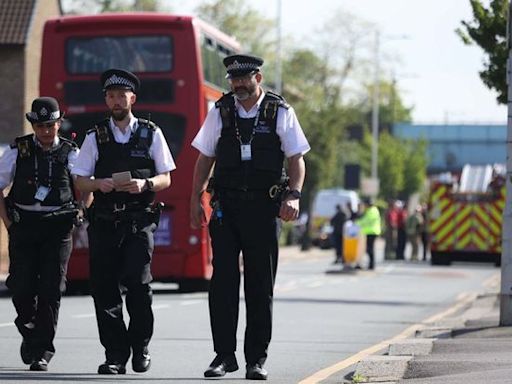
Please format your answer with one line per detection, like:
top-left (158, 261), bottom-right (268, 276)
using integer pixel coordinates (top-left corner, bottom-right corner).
top-left (40, 13), bottom-right (240, 291)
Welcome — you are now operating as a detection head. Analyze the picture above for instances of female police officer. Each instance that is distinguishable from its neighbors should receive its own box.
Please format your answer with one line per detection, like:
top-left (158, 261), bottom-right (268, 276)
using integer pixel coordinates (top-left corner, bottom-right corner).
top-left (0, 97), bottom-right (81, 371)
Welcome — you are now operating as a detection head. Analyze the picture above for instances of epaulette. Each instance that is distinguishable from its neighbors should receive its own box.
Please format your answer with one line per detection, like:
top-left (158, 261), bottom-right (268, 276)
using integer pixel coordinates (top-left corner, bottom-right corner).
top-left (59, 136), bottom-right (78, 149)
top-left (88, 119), bottom-right (111, 144)
top-left (264, 90), bottom-right (290, 109)
top-left (137, 118), bottom-right (158, 131)
top-left (215, 92), bottom-right (234, 108)
top-left (12, 134), bottom-right (34, 158)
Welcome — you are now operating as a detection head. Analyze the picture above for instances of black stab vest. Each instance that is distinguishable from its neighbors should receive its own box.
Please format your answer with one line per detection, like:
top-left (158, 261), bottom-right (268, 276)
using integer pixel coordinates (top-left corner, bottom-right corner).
top-left (91, 118), bottom-right (156, 206)
top-left (213, 91), bottom-right (288, 191)
top-left (9, 134), bottom-right (76, 206)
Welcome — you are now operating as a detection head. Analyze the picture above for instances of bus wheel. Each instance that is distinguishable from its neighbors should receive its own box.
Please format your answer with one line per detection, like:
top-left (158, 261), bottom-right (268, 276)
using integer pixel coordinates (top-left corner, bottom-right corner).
top-left (431, 252), bottom-right (451, 266)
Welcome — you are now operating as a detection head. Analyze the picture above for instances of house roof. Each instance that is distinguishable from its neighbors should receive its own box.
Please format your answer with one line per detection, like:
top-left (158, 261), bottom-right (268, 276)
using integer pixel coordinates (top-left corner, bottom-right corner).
top-left (0, 0), bottom-right (36, 44)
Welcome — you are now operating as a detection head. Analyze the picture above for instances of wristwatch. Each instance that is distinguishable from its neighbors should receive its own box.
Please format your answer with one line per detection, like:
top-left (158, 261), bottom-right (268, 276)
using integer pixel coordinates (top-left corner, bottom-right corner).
top-left (287, 189), bottom-right (302, 200)
top-left (143, 178), bottom-right (154, 192)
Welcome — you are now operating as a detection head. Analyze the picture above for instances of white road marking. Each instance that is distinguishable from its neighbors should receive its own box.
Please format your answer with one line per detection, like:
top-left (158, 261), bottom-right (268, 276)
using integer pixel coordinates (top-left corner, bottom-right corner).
top-left (0, 322), bottom-right (14, 327)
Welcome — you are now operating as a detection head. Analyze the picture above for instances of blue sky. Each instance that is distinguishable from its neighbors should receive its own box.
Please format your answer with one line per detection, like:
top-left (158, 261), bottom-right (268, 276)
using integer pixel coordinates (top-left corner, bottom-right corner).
top-left (170, 0), bottom-right (507, 124)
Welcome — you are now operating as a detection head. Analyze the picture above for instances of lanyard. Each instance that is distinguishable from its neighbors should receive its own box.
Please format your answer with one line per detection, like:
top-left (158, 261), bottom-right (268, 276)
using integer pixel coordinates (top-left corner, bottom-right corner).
top-left (34, 152), bottom-right (53, 188)
top-left (234, 108), bottom-right (261, 145)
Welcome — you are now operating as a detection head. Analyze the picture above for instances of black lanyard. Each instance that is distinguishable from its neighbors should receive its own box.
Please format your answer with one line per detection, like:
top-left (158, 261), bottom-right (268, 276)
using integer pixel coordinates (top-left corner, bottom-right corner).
top-left (34, 151), bottom-right (53, 188)
top-left (234, 107), bottom-right (261, 145)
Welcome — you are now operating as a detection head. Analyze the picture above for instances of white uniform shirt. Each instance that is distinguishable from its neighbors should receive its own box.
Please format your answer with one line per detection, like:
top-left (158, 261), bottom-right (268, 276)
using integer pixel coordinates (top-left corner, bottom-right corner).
top-left (0, 136), bottom-right (80, 211)
top-left (192, 90), bottom-right (310, 157)
top-left (72, 115), bottom-right (176, 177)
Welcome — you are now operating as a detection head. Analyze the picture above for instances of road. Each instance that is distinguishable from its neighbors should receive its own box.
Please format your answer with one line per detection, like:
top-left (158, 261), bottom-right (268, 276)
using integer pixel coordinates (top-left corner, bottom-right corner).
top-left (0, 243), bottom-right (498, 383)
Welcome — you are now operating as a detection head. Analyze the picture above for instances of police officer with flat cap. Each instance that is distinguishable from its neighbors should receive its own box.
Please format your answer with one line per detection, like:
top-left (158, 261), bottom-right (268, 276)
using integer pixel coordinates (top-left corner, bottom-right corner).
top-left (0, 97), bottom-right (84, 371)
top-left (72, 68), bottom-right (176, 374)
top-left (191, 54), bottom-right (310, 380)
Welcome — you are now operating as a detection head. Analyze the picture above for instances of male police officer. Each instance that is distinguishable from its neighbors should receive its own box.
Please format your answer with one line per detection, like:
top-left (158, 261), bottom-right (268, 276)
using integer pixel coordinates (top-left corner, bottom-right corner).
top-left (190, 54), bottom-right (310, 380)
top-left (72, 69), bottom-right (175, 374)
top-left (0, 97), bottom-right (81, 371)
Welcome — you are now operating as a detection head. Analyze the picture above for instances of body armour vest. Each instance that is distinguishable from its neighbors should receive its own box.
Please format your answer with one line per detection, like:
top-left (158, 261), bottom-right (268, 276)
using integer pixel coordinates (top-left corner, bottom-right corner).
top-left (9, 134), bottom-right (76, 206)
top-left (90, 118), bottom-right (157, 206)
top-left (213, 91), bottom-right (288, 191)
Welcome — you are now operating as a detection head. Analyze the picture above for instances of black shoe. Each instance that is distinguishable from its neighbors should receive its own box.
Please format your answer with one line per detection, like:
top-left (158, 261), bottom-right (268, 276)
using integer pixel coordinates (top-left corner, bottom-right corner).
top-left (29, 358), bottom-right (48, 371)
top-left (132, 349), bottom-right (151, 373)
top-left (20, 340), bottom-right (33, 365)
top-left (204, 354), bottom-right (238, 378)
top-left (246, 363), bottom-right (268, 380)
top-left (98, 361), bottom-right (126, 374)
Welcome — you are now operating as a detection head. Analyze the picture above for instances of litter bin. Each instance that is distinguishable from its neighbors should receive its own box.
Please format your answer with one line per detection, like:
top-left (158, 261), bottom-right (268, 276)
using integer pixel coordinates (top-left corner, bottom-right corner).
top-left (343, 221), bottom-right (364, 265)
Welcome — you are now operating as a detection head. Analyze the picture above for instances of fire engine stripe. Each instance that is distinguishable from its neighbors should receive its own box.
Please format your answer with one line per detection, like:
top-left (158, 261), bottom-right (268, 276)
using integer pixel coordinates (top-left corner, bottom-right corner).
top-left (431, 201), bottom-right (456, 233)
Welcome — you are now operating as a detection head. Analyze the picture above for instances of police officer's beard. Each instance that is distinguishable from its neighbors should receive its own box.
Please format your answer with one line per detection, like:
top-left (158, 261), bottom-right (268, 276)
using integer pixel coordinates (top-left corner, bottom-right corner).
top-left (111, 108), bottom-right (129, 121)
top-left (234, 84), bottom-right (256, 101)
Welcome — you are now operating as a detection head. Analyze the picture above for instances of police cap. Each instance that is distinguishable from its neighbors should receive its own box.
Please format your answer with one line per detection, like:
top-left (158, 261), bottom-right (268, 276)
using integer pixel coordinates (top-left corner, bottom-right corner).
top-left (223, 54), bottom-right (264, 79)
top-left (100, 68), bottom-right (140, 93)
top-left (25, 97), bottom-right (64, 124)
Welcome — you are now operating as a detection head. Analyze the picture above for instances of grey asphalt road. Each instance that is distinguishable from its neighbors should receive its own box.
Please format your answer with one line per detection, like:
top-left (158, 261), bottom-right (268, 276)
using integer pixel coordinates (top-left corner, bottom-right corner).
top-left (0, 244), bottom-right (498, 383)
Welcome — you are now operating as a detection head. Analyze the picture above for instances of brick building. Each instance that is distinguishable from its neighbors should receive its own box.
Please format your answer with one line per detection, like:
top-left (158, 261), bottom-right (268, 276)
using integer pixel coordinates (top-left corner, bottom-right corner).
top-left (0, 0), bottom-right (62, 272)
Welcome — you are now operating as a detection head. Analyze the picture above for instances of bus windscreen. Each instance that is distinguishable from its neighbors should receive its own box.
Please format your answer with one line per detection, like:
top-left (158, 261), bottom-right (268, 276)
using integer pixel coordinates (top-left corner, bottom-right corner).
top-left (66, 36), bottom-right (173, 74)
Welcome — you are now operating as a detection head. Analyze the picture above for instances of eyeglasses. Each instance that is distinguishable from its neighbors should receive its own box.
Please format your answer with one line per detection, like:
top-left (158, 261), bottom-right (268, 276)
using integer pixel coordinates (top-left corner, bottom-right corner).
top-left (34, 122), bottom-right (57, 129)
top-left (228, 72), bottom-right (257, 83)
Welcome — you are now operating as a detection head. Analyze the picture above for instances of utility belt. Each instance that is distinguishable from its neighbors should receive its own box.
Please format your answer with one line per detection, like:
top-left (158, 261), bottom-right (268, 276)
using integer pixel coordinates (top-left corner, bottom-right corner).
top-left (8, 204), bottom-right (79, 224)
top-left (208, 177), bottom-right (289, 204)
top-left (89, 201), bottom-right (163, 227)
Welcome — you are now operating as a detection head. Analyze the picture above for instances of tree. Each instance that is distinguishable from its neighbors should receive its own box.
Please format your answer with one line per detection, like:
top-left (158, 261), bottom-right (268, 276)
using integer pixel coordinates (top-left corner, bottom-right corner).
top-left (456, 0), bottom-right (508, 104)
top-left (194, 0), bottom-right (274, 58)
top-left (61, 0), bottom-right (159, 13)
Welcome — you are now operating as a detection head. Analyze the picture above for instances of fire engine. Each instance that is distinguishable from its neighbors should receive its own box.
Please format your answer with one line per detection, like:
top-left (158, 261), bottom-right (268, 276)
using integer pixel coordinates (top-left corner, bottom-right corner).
top-left (427, 164), bottom-right (505, 266)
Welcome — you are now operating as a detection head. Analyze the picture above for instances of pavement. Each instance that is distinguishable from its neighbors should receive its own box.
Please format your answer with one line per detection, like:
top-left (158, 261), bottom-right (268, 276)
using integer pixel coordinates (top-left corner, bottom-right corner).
top-left (343, 275), bottom-right (512, 384)
top-left (2, 250), bottom-right (512, 384)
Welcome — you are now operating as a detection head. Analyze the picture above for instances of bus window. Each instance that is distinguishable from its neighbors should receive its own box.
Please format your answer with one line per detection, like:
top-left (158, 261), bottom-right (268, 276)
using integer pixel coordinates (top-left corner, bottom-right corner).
top-left (66, 36), bottom-right (173, 74)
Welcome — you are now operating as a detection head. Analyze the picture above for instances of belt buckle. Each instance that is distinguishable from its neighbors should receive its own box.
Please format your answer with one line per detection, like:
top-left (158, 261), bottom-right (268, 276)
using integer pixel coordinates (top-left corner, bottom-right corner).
top-left (113, 203), bottom-right (126, 213)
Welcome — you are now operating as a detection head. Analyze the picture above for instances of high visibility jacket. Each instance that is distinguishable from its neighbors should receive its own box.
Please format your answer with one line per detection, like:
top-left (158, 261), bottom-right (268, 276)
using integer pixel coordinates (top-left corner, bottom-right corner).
top-left (357, 206), bottom-right (382, 235)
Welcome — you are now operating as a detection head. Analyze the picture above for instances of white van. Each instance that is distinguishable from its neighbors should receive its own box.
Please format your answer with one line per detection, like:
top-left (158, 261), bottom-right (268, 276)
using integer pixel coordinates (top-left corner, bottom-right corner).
top-left (311, 188), bottom-right (360, 248)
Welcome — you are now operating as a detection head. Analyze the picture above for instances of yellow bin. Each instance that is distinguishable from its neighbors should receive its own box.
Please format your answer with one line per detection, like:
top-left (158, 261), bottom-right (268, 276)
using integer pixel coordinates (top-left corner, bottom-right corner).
top-left (343, 222), bottom-right (363, 264)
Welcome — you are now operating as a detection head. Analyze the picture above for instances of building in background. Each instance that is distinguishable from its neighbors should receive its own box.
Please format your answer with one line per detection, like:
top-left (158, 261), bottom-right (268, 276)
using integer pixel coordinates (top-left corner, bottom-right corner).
top-left (0, 0), bottom-right (61, 273)
top-left (393, 123), bottom-right (506, 174)
top-left (0, 0), bottom-right (62, 144)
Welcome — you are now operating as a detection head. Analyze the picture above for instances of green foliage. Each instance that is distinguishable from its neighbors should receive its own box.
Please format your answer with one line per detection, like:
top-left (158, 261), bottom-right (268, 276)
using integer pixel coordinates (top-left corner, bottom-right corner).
top-left (62, 0), bottom-right (160, 13)
top-left (358, 131), bottom-right (427, 200)
top-left (456, 0), bottom-right (508, 104)
top-left (194, 0), bottom-right (275, 57)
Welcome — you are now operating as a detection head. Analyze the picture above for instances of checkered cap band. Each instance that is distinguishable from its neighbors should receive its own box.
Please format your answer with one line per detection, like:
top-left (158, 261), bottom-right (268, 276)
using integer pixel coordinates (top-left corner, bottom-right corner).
top-left (226, 60), bottom-right (258, 72)
top-left (104, 74), bottom-right (136, 90)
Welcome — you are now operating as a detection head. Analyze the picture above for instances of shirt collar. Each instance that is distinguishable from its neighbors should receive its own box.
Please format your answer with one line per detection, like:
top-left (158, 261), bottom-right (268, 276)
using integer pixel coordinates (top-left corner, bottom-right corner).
top-left (234, 89), bottom-right (266, 114)
top-left (109, 114), bottom-right (138, 133)
top-left (34, 135), bottom-right (59, 148)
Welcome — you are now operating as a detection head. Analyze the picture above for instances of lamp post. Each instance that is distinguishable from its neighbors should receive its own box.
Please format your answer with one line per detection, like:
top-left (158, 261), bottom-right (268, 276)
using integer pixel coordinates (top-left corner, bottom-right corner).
top-left (371, 30), bottom-right (380, 182)
top-left (275, 0), bottom-right (283, 94)
top-left (500, 1), bottom-right (512, 325)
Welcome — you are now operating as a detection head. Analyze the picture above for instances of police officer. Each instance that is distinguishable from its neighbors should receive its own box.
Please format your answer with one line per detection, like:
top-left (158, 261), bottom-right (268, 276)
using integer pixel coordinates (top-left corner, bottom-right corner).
top-left (0, 97), bottom-right (82, 371)
top-left (190, 54), bottom-right (310, 380)
top-left (72, 69), bottom-right (176, 374)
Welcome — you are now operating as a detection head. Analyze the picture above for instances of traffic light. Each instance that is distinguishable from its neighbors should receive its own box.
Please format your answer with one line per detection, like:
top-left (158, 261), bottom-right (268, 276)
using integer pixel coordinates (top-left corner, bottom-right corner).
top-left (345, 164), bottom-right (360, 189)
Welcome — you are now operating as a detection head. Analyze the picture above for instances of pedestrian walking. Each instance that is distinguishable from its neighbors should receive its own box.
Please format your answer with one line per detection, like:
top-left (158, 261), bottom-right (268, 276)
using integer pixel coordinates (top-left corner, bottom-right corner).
top-left (395, 200), bottom-right (407, 260)
top-left (0, 97), bottom-right (84, 371)
top-left (330, 204), bottom-right (347, 264)
top-left (406, 205), bottom-right (424, 261)
top-left (72, 69), bottom-right (176, 374)
top-left (420, 203), bottom-right (429, 261)
top-left (356, 197), bottom-right (382, 270)
top-left (384, 199), bottom-right (399, 259)
top-left (190, 54), bottom-right (310, 380)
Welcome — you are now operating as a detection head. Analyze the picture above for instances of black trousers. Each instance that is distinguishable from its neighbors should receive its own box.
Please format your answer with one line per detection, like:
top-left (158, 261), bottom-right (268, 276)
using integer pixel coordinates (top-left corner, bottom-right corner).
top-left (208, 197), bottom-right (280, 366)
top-left (88, 215), bottom-right (156, 364)
top-left (366, 234), bottom-right (377, 269)
top-left (6, 215), bottom-right (73, 362)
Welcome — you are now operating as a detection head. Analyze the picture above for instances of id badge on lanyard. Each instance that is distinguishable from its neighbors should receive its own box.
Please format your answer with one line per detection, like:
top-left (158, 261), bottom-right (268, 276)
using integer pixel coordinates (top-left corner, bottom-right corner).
top-left (241, 144), bottom-right (252, 161)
